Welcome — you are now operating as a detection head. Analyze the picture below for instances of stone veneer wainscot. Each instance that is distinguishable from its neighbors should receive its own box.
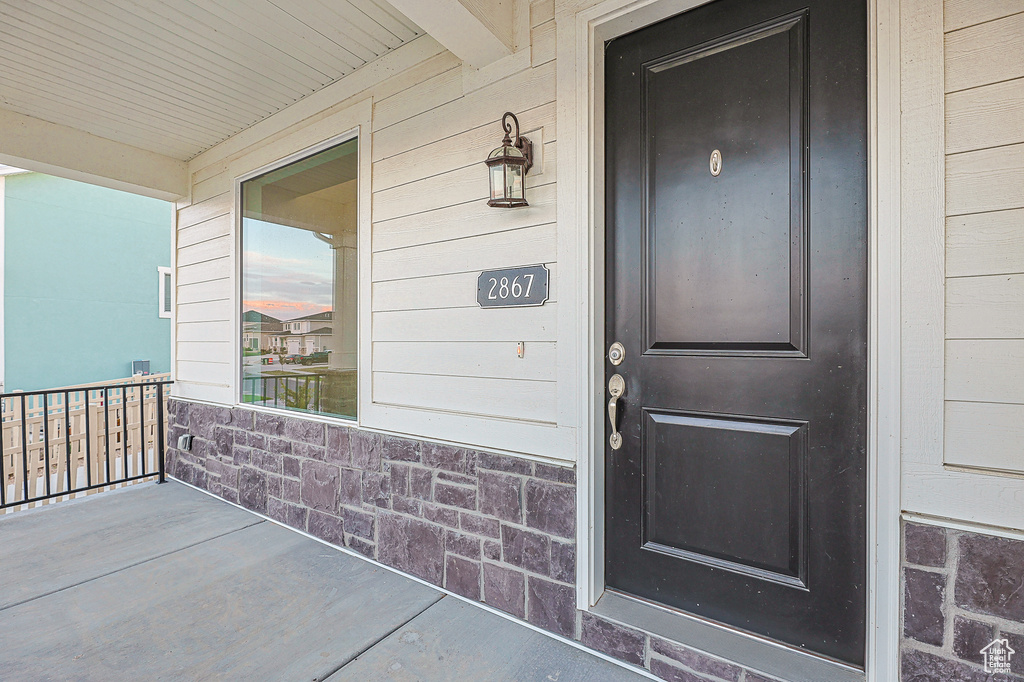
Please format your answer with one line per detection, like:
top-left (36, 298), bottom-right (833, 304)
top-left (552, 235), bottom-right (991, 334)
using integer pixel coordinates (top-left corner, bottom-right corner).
top-left (167, 399), bottom-right (801, 682)
top-left (902, 521), bottom-right (1024, 681)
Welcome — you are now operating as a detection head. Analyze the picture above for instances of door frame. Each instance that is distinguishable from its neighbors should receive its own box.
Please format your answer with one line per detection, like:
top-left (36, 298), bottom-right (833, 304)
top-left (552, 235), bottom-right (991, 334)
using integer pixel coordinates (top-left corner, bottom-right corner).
top-left (555, 0), bottom-right (901, 678)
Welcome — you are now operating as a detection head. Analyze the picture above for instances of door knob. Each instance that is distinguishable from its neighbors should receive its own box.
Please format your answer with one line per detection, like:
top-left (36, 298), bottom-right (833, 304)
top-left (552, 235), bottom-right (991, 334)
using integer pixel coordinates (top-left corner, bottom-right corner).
top-left (608, 373), bottom-right (625, 450)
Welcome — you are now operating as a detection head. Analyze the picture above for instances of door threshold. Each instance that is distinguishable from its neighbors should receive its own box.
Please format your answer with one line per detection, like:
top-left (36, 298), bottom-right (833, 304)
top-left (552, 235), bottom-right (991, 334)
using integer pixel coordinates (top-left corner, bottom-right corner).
top-left (591, 590), bottom-right (865, 682)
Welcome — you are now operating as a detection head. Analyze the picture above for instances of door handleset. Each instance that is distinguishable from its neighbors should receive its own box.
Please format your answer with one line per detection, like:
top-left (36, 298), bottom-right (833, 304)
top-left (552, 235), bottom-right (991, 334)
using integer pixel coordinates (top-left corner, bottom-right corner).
top-left (608, 373), bottom-right (625, 450)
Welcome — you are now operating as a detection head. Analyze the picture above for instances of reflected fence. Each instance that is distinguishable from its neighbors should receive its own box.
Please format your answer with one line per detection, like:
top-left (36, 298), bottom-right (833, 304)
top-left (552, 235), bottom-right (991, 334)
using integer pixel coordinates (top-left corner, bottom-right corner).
top-left (242, 373), bottom-right (326, 413)
top-left (1, 375), bottom-right (172, 512)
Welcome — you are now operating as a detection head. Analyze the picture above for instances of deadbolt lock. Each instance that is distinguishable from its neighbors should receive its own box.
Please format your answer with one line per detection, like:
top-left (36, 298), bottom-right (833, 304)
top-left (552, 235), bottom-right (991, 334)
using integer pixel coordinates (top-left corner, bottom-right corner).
top-left (608, 341), bottom-right (625, 366)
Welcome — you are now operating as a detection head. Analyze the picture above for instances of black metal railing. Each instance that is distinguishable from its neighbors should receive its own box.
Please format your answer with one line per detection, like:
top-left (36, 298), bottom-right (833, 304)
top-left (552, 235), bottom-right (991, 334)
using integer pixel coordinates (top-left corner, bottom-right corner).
top-left (0, 379), bottom-right (172, 511)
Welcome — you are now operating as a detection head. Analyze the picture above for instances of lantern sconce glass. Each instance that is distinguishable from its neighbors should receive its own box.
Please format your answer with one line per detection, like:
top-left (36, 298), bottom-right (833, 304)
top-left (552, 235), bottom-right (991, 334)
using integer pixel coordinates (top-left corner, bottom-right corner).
top-left (485, 112), bottom-right (533, 208)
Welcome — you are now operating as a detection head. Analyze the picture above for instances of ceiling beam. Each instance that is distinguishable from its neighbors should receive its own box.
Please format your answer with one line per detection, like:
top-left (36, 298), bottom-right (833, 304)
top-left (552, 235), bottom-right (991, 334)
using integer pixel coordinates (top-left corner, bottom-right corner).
top-left (0, 108), bottom-right (188, 201)
top-left (387, 0), bottom-right (514, 68)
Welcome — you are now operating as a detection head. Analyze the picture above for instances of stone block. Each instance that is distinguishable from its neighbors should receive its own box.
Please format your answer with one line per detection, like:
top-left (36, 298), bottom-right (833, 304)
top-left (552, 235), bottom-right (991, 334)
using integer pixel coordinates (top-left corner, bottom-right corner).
top-left (900, 648), bottom-right (992, 682)
top-left (955, 533), bottom-right (1024, 621)
top-left (246, 432), bottom-right (267, 450)
top-left (445, 555), bottom-right (481, 600)
top-left (580, 612), bottom-right (646, 667)
top-left (238, 466), bottom-right (268, 514)
top-left (648, 659), bottom-right (709, 682)
top-left (232, 445), bottom-right (252, 467)
top-left (346, 535), bottom-right (376, 559)
top-left (409, 467), bottom-right (433, 500)
top-left (282, 455), bottom-right (301, 478)
top-left (953, 616), bottom-right (993, 663)
top-left (1004, 631), bottom-right (1024, 676)
top-left (905, 522), bottom-right (946, 567)
top-left (445, 530), bottom-right (482, 559)
top-left (300, 460), bottom-right (340, 513)
top-left (527, 577), bottom-right (575, 638)
top-left (479, 471), bottom-right (523, 523)
top-left (220, 485), bottom-right (238, 504)
top-left (307, 510), bottom-right (345, 546)
top-left (230, 407), bottom-right (254, 430)
top-left (390, 463), bottom-right (409, 497)
top-left (291, 442), bottom-right (325, 462)
top-left (265, 475), bottom-right (282, 499)
top-left (378, 512), bottom-right (444, 585)
top-left (534, 463), bottom-right (576, 484)
top-left (434, 482), bottom-right (477, 510)
top-left (284, 418), bottom-right (325, 446)
top-left (437, 471), bottom-right (477, 486)
top-left (477, 451), bottom-right (532, 475)
top-left (381, 434), bottom-right (420, 462)
top-left (218, 463), bottom-right (239, 490)
top-left (339, 468), bottom-right (362, 506)
top-left (460, 513), bottom-right (500, 539)
top-left (252, 449), bottom-right (282, 475)
top-left (423, 503), bottom-right (459, 528)
top-left (341, 506), bottom-right (375, 540)
top-left (525, 479), bottom-right (575, 539)
top-left (351, 431), bottom-right (382, 470)
top-left (212, 426), bottom-right (234, 459)
top-left (550, 540), bottom-right (575, 583)
top-left (483, 563), bottom-right (525, 619)
top-left (502, 524), bottom-right (551, 576)
top-left (264, 436), bottom-right (292, 456)
top-left (254, 412), bottom-right (287, 437)
top-left (267, 497), bottom-right (308, 530)
top-left (282, 477), bottom-right (301, 503)
top-left (423, 442), bottom-right (473, 474)
top-left (392, 495), bottom-right (421, 516)
top-left (189, 405), bottom-right (217, 439)
top-left (362, 471), bottom-right (391, 508)
top-left (484, 540), bottom-right (502, 561)
top-left (651, 637), bottom-right (742, 681)
top-left (904, 567), bottom-right (945, 646)
top-left (325, 425), bottom-right (352, 465)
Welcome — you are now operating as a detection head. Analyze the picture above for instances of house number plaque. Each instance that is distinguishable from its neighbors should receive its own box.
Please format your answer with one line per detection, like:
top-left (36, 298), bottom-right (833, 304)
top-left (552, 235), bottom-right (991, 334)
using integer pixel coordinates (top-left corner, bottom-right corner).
top-left (477, 264), bottom-right (549, 308)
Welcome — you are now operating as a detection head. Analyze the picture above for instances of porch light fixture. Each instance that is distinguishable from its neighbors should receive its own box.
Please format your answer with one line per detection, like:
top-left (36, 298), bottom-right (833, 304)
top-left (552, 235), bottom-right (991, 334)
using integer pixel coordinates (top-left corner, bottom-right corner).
top-left (486, 112), bottom-right (533, 208)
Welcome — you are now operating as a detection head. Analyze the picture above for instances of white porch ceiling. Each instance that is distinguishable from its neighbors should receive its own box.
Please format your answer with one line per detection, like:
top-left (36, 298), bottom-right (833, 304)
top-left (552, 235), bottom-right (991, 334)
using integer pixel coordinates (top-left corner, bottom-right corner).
top-left (0, 0), bottom-right (422, 161)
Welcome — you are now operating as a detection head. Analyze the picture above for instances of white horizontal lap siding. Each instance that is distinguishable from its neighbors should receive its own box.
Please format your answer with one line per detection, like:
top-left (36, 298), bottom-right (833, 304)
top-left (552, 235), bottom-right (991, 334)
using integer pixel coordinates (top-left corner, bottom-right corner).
top-left (367, 17), bottom-right (560, 437)
top-left (943, 5), bottom-right (1024, 473)
top-left (169, 12), bottom-right (567, 457)
top-left (372, 372), bottom-right (557, 424)
top-left (174, 190), bottom-right (233, 402)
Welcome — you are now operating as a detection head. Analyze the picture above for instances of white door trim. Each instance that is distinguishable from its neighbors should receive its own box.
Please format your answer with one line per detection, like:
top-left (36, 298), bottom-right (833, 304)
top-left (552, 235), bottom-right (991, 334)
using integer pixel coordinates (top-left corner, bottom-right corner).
top-left (557, 0), bottom-right (901, 678)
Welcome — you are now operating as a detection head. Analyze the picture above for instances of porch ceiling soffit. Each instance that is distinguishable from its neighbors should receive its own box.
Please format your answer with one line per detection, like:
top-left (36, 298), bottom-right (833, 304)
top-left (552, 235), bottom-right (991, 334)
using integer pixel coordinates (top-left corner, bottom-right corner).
top-left (0, 0), bottom-right (423, 197)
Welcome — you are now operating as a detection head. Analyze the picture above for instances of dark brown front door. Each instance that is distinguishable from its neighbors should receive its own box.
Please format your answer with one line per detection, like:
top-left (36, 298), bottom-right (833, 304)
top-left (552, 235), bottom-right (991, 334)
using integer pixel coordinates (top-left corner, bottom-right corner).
top-left (604, 0), bottom-right (867, 667)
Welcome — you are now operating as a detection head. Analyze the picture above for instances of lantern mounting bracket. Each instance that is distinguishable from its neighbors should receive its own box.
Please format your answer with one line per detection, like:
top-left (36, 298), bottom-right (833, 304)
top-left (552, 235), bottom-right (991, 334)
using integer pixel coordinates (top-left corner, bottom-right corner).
top-left (501, 111), bottom-right (533, 174)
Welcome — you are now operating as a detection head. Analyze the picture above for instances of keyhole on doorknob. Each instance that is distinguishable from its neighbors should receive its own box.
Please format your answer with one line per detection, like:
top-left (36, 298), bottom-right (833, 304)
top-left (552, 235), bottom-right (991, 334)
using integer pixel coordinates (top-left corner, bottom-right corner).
top-left (710, 149), bottom-right (722, 177)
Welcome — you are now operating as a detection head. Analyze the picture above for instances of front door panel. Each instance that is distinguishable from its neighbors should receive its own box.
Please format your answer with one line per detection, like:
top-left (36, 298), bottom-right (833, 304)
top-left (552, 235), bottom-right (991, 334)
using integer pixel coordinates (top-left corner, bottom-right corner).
top-left (605, 0), bottom-right (867, 666)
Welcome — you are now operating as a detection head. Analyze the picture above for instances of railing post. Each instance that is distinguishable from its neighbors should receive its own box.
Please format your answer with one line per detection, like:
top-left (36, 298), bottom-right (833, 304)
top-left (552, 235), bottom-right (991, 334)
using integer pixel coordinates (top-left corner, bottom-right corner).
top-left (156, 382), bottom-right (166, 484)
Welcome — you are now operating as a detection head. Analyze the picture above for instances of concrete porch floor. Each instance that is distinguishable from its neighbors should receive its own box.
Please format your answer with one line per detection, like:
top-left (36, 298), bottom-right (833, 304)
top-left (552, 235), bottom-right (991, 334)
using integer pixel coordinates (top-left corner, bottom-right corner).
top-left (0, 480), bottom-right (647, 681)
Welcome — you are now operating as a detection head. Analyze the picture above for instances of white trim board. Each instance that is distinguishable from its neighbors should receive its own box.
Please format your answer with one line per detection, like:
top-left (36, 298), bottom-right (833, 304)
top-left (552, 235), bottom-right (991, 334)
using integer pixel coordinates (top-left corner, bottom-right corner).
top-left (898, 0), bottom-right (1024, 530)
top-left (557, 0), bottom-right (902, 679)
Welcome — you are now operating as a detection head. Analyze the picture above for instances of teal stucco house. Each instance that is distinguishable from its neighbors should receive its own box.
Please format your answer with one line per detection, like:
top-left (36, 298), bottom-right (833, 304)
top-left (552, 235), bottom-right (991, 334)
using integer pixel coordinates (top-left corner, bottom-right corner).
top-left (0, 167), bottom-right (172, 392)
